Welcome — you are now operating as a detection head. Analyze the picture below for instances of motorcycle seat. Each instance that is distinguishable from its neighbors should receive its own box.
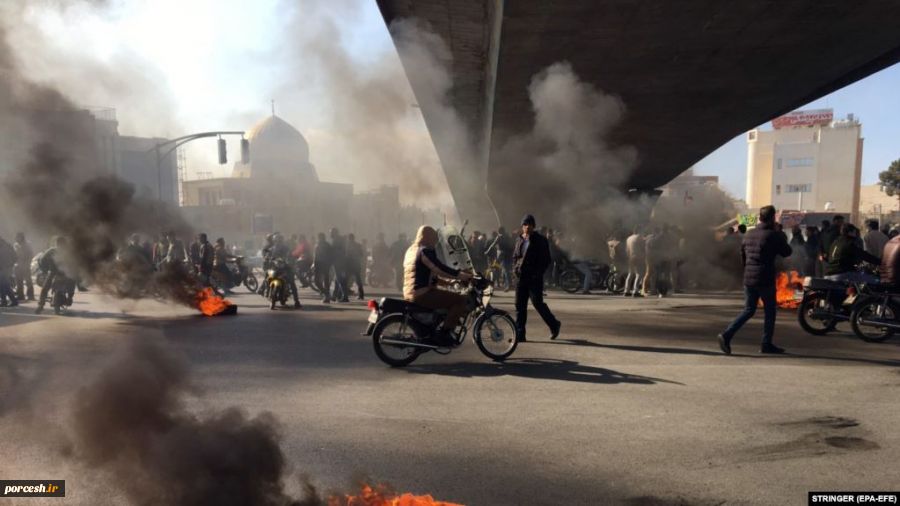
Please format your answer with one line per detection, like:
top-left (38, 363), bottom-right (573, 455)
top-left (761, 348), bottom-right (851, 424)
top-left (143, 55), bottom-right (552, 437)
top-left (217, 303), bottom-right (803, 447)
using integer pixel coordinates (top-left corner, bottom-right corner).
top-left (378, 297), bottom-right (441, 315)
top-left (803, 277), bottom-right (849, 291)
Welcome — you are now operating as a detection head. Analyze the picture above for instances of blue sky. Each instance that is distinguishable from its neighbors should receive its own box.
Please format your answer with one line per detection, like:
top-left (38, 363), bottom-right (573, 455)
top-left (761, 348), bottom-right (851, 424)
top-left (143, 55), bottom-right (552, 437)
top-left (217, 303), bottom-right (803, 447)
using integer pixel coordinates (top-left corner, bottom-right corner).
top-left (693, 63), bottom-right (900, 200)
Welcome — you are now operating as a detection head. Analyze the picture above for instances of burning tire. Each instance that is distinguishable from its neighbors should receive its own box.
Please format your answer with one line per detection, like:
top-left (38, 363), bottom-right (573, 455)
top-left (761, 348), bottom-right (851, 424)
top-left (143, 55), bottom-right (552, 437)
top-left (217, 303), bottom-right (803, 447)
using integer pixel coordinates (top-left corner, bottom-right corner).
top-left (850, 297), bottom-right (898, 343)
top-left (473, 311), bottom-right (518, 361)
top-left (372, 314), bottom-right (421, 367)
top-left (798, 294), bottom-right (838, 335)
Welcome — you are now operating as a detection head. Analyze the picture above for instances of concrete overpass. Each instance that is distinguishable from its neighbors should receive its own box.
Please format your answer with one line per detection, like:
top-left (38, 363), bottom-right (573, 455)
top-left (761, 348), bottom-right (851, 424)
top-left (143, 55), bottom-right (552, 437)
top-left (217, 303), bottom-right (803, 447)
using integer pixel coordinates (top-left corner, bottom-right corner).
top-left (377, 0), bottom-right (900, 228)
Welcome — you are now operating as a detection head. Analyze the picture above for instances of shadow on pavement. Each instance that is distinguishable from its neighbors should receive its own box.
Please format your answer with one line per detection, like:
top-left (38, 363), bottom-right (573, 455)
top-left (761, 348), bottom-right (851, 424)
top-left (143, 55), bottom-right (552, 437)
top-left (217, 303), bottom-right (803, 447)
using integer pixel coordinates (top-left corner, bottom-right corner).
top-left (550, 338), bottom-right (724, 357)
top-left (405, 358), bottom-right (684, 386)
top-left (0, 310), bottom-right (45, 328)
top-left (550, 338), bottom-right (900, 368)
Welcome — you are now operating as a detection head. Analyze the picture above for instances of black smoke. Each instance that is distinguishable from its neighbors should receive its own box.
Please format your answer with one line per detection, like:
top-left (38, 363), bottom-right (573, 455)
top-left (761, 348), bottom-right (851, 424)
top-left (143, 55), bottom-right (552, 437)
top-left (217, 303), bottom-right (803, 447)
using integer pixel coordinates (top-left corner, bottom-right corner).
top-left (66, 342), bottom-right (326, 506)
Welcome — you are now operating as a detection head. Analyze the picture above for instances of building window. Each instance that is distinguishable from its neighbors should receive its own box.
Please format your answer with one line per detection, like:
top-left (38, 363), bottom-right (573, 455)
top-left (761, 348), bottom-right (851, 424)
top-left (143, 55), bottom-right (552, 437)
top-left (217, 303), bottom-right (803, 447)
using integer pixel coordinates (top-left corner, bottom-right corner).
top-left (785, 157), bottom-right (814, 167)
top-left (786, 184), bottom-right (812, 193)
top-left (748, 131), bottom-right (757, 141)
top-left (775, 185), bottom-right (781, 195)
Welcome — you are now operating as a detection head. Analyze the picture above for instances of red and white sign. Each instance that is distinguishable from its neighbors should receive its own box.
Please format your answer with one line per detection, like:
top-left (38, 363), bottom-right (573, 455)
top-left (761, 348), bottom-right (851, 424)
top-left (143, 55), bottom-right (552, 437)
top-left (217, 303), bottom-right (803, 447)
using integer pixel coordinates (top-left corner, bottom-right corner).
top-left (772, 109), bottom-right (833, 129)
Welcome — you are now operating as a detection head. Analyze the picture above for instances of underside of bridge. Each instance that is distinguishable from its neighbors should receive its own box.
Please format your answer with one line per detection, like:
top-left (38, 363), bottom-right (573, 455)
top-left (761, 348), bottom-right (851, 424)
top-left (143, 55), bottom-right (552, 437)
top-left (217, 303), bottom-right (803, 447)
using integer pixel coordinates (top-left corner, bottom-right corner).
top-left (377, 0), bottom-right (900, 229)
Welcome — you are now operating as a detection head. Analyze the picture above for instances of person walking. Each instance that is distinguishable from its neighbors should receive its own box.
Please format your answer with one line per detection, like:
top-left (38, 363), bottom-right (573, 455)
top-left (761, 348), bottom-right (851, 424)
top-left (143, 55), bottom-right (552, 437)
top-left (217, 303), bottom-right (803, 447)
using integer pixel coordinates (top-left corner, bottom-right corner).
top-left (346, 233), bottom-right (365, 300)
top-left (313, 232), bottom-right (333, 303)
top-left (13, 232), bottom-right (34, 302)
top-left (624, 226), bottom-right (645, 297)
top-left (512, 214), bottom-right (561, 342)
top-left (717, 205), bottom-right (793, 355)
top-left (789, 226), bottom-right (806, 275)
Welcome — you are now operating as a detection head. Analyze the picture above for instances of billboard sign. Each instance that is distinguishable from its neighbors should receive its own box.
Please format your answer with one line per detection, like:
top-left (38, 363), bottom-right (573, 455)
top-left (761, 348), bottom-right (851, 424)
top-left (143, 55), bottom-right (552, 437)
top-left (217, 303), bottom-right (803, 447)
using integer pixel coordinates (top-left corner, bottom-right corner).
top-left (772, 109), bottom-right (833, 129)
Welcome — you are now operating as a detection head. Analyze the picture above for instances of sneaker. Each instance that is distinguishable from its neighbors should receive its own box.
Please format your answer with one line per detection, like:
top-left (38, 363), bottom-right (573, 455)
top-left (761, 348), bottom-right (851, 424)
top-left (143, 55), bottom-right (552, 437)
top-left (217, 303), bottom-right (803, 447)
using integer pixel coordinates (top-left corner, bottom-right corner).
top-left (717, 333), bottom-right (731, 355)
top-left (322, 298), bottom-right (331, 304)
top-left (623, 292), bottom-right (631, 297)
top-left (760, 343), bottom-right (785, 354)
top-left (581, 289), bottom-right (592, 295)
top-left (35, 304), bottom-right (44, 314)
top-left (293, 301), bottom-right (302, 309)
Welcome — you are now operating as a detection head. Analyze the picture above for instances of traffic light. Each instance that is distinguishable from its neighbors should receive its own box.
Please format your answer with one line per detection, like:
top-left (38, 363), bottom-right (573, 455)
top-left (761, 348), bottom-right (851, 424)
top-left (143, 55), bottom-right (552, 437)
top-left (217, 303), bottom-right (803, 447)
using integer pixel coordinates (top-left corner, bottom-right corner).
top-left (240, 138), bottom-right (250, 164)
top-left (217, 138), bottom-right (227, 164)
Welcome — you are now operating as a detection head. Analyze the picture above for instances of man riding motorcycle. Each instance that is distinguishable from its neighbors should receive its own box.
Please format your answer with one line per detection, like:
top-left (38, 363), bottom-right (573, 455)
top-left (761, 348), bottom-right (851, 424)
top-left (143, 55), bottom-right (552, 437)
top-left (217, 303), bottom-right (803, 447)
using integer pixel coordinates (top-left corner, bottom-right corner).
top-left (825, 224), bottom-right (880, 283)
top-left (271, 233), bottom-right (301, 308)
top-left (35, 236), bottom-right (76, 314)
top-left (403, 225), bottom-right (473, 346)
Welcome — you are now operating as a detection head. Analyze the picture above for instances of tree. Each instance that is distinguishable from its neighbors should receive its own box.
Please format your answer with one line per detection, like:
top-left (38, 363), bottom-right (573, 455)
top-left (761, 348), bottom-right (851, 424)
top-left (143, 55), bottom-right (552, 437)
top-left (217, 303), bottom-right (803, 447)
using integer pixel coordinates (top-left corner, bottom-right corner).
top-left (878, 158), bottom-right (900, 205)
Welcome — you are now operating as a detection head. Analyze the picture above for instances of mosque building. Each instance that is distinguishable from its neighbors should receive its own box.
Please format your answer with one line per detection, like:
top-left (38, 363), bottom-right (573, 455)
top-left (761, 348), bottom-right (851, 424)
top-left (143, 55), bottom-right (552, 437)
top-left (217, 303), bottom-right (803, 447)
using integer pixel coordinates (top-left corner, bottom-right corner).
top-left (180, 112), bottom-right (439, 250)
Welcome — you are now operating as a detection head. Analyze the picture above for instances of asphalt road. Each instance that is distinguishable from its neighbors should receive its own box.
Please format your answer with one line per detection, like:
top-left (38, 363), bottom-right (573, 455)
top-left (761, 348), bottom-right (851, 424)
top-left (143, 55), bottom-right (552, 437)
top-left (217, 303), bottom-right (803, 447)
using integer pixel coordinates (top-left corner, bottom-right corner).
top-left (1, 286), bottom-right (898, 505)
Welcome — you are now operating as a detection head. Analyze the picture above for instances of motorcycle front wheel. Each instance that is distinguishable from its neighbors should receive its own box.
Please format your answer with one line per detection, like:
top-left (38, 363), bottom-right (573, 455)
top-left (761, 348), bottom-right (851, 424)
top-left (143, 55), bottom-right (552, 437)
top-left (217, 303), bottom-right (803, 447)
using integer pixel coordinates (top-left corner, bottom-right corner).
top-left (372, 314), bottom-right (422, 367)
top-left (244, 274), bottom-right (259, 293)
top-left (798, 294), bottom-right (838, 335)
top-left (606, 272), bottom-right (626, 293)
top-left (269, 284), bottom-right (281, 310)
top-left (473, 311), bottom-right (518, 362)
top-left (559, 269), bottom-right (582, 294)
top-left (850, 297), bottom-right (898, 343)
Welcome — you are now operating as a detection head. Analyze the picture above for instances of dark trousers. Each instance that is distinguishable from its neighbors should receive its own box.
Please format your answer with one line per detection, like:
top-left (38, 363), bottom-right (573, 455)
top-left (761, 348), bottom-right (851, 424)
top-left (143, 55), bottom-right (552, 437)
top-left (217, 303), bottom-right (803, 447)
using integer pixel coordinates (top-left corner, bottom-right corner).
top-left (348, 267), bottom-right (364, 298)
top-left (0, 273), bottom-right (16, 303)
top-left (15, 266), bottom-right (33, 300)
top-left (315, 265), bottom-right (332, 301)
top-left (722, 285), bottom-right (777, 345)
top-left (515, 275), bottom-right (559, 338)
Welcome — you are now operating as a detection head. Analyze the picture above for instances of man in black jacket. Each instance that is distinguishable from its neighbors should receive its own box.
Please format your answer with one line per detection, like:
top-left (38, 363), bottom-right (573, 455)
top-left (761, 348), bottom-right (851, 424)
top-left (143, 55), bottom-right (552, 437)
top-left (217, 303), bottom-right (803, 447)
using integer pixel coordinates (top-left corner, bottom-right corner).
top-left (513, 214), bottom-right (561, 342)
top-left (717, 205), bottom-right (792, 355)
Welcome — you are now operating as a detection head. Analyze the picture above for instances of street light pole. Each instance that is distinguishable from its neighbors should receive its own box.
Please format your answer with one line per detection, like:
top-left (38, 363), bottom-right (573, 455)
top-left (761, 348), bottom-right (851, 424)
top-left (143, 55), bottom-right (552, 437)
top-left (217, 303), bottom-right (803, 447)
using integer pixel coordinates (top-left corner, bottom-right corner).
top-left (149, 131), bottom-right (246, 202)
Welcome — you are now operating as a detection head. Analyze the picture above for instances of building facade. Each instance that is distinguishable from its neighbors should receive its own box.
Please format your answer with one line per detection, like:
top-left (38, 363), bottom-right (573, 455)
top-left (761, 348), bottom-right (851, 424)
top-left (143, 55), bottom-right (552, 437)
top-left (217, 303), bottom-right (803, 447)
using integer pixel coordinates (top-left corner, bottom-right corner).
top-left (746, 109), bottom-right (863, 221)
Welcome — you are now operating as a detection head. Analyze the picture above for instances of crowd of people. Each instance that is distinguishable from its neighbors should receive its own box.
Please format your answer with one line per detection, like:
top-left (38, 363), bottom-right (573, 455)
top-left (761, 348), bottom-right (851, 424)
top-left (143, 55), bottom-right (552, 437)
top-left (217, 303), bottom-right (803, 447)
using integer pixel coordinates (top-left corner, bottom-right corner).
top-left (3, 212), bottom-right (898, 315)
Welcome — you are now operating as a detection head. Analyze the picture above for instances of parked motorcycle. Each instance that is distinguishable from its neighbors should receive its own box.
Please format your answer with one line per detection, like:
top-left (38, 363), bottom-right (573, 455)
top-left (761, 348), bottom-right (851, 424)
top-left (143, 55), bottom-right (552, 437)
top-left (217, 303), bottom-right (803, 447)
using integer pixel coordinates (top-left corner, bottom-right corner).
top-left (559, 261), bottom-right (610, 294)
top-left (797, 274), bottom-right (869, 335)
top-left (266, 258), bottom-right (291, 310)
top-left (849, 283), bottom-right (900, 342)
top-left (363, 276), bottom-right (518, 367)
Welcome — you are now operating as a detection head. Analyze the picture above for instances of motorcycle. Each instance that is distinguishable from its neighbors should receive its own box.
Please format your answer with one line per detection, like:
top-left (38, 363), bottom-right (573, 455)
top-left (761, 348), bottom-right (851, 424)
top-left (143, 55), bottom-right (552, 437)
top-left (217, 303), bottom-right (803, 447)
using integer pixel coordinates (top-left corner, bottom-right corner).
top-left (363, 275), bottom-right (518, 367)
top-left (797, 270), bottom-right (874, 335)
top-left (605, 265), bottom-right (627, 294)
top-left (849, 283), bottom-right (900, 342)
top-left (212, 256), bottom-right (258, 293)
top-left (559, 260), bottom-right (610, 294)
top-left (265, 258), bottom-right (291, 310)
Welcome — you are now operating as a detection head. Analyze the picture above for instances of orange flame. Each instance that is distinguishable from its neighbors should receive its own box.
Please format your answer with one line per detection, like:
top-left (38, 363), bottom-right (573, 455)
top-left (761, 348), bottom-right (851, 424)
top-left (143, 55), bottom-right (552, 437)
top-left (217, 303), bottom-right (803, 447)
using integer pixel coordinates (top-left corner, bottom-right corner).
top-left (772, 270), bottom-right (804, 309)
top-left (195, 287), bottom-right (233, 316)
top-left (328, 484), bottom-right (463, 506)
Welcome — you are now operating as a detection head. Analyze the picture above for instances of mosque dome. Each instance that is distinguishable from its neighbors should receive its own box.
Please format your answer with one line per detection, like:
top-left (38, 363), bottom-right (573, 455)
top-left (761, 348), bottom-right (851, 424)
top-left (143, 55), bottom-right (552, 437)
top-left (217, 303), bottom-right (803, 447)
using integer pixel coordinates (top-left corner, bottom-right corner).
top-left (232, 114), bottom-right (318, 183)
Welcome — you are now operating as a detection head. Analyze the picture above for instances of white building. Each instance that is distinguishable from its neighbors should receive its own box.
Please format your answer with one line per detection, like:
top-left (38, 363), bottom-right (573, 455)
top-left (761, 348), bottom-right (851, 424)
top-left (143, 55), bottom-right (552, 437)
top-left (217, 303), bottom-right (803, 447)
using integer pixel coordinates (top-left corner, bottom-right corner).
top-left (746, 109), bottom-right (863, 221)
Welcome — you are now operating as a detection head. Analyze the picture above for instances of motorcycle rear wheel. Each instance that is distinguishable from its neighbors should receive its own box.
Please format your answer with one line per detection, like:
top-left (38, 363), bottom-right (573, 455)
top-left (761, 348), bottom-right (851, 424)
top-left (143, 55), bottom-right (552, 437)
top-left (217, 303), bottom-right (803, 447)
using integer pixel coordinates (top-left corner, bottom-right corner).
top-left (559, 269), bottom-right (582, 294)
top-left (850, 297), bottom-right (897, 343)
top-left (606, 272), bottom-right (626, 293)
top-left (473, 312), bottom-right (518, 362)
top-left (244, 275), bottom-right (259, 293)
top-left (798, 294), bottom-right (838, 335)
top-left (372, 314), bottom-right (421, 367)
